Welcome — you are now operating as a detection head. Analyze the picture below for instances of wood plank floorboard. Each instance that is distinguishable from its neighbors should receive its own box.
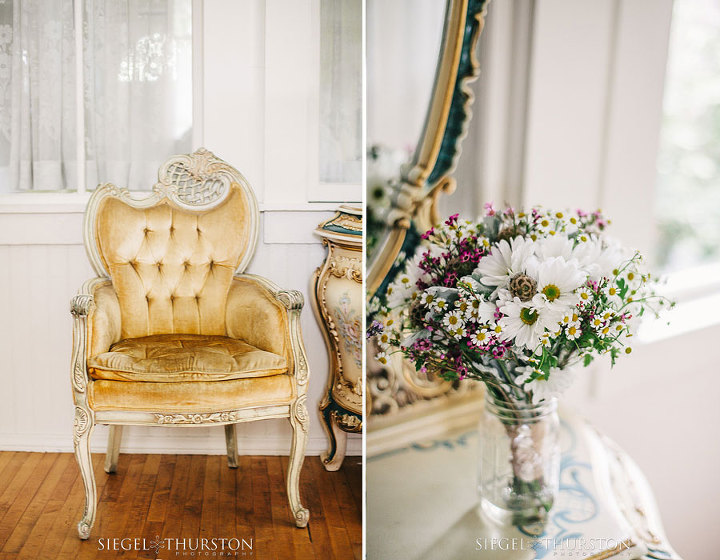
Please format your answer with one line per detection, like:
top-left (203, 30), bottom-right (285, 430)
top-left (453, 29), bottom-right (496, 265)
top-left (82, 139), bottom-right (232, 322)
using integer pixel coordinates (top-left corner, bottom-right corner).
top-left (0, 452), bottom-right (361, 560)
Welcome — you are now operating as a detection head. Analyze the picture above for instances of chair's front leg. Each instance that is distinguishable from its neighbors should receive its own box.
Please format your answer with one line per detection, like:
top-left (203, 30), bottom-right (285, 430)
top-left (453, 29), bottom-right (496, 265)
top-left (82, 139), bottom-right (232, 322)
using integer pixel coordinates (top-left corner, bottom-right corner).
top-left (70, 291), bottom-right (100, 539)
top-left (224, 424), bottom-right (239, 469)
top-left (73, 406), bottom-right (97, 539)
top-left (288, 397), bottom-right (310, 528)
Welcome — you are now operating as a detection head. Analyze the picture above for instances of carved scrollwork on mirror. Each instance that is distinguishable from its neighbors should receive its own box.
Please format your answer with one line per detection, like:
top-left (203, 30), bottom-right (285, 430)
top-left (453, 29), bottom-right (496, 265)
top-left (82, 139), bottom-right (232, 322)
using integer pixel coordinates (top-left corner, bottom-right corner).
top-left (366, 0), bottom-right (491, 453)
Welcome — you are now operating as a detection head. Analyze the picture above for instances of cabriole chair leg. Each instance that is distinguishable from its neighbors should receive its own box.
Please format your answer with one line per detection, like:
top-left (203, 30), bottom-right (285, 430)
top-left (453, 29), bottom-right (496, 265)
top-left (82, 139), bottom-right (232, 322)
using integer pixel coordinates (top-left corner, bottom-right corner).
top-left (104, 425), bottom-right (123, 474)
top-left (73, 407), bottom-right (97, 539)
top-left (288, 399), bottom-right (310, 527)
top-left (224, 424), bottom-right (239, 469)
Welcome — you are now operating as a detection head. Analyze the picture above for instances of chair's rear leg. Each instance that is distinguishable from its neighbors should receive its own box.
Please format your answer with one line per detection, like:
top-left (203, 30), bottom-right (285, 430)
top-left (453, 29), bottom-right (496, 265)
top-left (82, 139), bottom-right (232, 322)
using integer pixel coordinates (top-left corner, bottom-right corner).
top-left (224, 424), bottom-right (238, 469)
top-left (73, 407), bottom-right (97, 539)
top-left (104, 425), bottom-right (123, 474)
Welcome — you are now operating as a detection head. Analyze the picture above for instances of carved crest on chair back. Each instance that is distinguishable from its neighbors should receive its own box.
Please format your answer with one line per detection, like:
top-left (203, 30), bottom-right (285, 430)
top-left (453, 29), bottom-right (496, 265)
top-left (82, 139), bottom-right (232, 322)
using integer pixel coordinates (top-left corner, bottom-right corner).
top-left (83, 148), bottom-right (260, 279)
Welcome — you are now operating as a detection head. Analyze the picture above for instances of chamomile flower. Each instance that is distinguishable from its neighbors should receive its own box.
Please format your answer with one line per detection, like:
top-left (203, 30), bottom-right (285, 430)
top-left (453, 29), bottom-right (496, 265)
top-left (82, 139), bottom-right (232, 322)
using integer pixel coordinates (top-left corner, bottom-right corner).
top-left (604, 283), bottom-right (623, 308)
top-left (577, 286), bottom-right (593, 306)
top-left (533, 332), bottom-right (553, 355)
top-left (376, 331), bottom-right (392, 348)
top-left (565, 322), bottom-right (582, 340)
top-left (597, 324), bottom-right (611, 339)
top-left (450, 325), bottom-right (467, 339)
top-left (443, 310), bottom-right (465, 330)
top-left (420, 291), bottom-right (436, 307)
top-left (535, 213), bottom-right (553, 235)
top-left (470, 328), bottom-right (490, 346)
top-left (561, 311), bottom-right (579, 325)
top-left (376, 352), bottom-right (389, 365)
top-left (432, 298), bottom-right (449, 313)
top-left (455, 299), bottom-right (470, 315)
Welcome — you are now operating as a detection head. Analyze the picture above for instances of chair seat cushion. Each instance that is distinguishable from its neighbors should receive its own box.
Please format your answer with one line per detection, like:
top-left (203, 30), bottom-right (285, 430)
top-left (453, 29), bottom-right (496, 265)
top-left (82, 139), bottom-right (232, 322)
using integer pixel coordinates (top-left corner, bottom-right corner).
top-left (88, 375), bottom-right (295, 413)
top-left (88, 334), bottom-right (287, 382)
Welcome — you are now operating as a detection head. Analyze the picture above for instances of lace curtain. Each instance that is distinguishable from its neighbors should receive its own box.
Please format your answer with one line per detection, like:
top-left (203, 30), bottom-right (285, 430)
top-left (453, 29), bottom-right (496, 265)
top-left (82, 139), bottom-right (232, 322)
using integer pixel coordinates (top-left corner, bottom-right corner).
top-left (0, 0), bottom-right (192, 192)
top-left (319, 0), bottom-right (362, 185)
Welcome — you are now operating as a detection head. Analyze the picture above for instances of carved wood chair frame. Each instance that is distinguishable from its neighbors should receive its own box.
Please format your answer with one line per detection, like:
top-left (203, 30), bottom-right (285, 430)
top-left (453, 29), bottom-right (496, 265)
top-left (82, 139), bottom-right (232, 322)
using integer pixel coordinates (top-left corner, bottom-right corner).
top-left (70, 148), bottom-right (311, 538)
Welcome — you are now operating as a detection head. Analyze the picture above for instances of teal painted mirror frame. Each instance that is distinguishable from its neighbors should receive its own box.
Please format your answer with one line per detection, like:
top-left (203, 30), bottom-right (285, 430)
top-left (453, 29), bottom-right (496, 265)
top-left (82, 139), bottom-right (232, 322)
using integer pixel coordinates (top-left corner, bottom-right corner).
top-left (367, 0), bottom-right (490, 296)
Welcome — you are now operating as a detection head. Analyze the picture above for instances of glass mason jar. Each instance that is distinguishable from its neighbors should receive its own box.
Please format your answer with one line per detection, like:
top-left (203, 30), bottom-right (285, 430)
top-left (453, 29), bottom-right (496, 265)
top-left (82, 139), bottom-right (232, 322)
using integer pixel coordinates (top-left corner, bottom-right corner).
top-left (478, 391), bottom-right (560, 526)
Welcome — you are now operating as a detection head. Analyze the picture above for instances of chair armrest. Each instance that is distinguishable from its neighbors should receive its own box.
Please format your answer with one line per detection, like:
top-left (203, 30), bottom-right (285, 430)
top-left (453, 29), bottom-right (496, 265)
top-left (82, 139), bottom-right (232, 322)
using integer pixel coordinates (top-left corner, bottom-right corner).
top-left (227, 274), bottom-right (309, 386)
top-left (70, 278), bottom-right (122, 395)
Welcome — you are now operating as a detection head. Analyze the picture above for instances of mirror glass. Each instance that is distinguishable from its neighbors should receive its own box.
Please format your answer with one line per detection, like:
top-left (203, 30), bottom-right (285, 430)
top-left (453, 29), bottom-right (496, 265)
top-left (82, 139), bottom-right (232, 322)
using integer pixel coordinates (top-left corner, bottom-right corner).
top-left (366, 0), bottom-right (446, 258)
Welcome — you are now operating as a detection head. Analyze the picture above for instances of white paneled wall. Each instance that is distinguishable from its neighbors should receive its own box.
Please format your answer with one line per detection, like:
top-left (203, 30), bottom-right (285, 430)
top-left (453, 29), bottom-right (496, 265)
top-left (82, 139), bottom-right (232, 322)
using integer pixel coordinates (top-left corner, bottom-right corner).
top-left (0, 0), bottom-right (360, 457)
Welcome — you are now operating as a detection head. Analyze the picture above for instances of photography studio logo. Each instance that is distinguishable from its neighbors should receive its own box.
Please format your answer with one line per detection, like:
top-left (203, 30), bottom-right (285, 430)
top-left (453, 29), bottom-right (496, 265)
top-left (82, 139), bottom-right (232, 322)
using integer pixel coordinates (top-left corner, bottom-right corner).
top-left (98, 535), bottom-right (254, 556)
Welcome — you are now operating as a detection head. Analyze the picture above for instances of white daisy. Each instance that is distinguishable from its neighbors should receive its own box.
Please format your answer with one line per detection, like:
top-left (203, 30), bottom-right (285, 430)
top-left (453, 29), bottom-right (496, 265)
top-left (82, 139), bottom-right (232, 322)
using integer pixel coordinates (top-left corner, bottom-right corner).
top-left (377, 331), bottom-right (392, 348)
top-left (516, 366), bottom-right (577, 404)
top-left (432, 298), bottom-right (449, 313)
top-left (474, 236), bottom-right (536, 290)
top-left (564, 311), bottom-right (578, 323)
top-left (603, 282), bottom-right (623, 309)
top-left (450, 325), bottom-right (467, 339)
top-left (565, 322), bottom-right (582, 340)
top-left (535, 234), bottom-right (575, 261)
top-left (443, 310), bottom-right (465, 330)
top-left (420, 291), bottom-right (436, 308)
top-left (532, 256), bottom-right (586, 309)
top-left (597, 324), bottom-right (611, 339)
top-left (498, 298), bottom-right (563, 350)
top-left (470, 328), bottom-right (490, 346)
top-left (573, 238), bottom-right (631, 283)
top-left (577, 286), bottom-right (593, 306)
top-left (533, 332), bottom-right (553, 355)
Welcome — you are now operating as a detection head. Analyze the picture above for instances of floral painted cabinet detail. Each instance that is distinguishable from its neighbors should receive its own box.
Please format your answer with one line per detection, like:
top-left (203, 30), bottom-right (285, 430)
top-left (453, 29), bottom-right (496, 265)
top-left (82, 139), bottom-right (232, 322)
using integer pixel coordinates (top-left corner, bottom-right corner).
top-left (311, 206), bottom-right (363, 470)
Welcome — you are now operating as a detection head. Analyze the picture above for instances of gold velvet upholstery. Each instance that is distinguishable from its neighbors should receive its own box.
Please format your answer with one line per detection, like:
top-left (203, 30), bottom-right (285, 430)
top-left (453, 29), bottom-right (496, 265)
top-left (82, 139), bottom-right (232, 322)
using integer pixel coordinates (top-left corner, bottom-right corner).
top-left (81, 187), bottom-right (294, 406)
top-left (226, 276), bottom-right (291, 368)
top-left (70, 150), bottom-right (310, 538)
top-left (89, 375), bottom-right (295, 412)
top-left (94, 189), bottom-right (251, 339)
top-left (88, 334), bottom-right (287, 382)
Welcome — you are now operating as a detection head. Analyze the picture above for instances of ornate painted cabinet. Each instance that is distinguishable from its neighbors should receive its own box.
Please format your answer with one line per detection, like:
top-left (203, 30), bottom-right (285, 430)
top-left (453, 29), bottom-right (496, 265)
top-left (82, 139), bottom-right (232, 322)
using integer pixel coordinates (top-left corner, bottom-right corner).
top-left (311, 206), bottom-right (363, 470)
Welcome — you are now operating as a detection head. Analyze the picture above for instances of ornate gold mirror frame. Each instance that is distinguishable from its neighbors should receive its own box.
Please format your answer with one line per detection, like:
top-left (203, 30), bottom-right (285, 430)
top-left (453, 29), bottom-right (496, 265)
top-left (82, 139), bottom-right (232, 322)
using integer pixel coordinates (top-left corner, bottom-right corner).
top-left (367, 0), bottom-right (490, 455)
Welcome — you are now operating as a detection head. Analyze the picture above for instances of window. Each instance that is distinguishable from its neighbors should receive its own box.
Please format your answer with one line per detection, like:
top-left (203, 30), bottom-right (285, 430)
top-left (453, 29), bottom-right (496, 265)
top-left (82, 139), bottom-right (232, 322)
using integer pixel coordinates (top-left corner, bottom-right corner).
top-left (309, 0), bottom-right (362, 202)
top-left (641, 0), bottom-right (720, 341)
top-left (0, 0), bottom-right (192, 193)
top-left (655, 0), bottom-right (720, 274)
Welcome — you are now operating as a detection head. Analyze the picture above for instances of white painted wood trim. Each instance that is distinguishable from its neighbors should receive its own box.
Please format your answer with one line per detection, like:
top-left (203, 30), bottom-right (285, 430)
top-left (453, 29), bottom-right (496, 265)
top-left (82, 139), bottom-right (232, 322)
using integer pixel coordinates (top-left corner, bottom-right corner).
top-left (192, 0), bottom-right (205, 149)
top-left (0, 432), bottom-right (362, 456)
top-left (74, 0), bottom-right (86, 194)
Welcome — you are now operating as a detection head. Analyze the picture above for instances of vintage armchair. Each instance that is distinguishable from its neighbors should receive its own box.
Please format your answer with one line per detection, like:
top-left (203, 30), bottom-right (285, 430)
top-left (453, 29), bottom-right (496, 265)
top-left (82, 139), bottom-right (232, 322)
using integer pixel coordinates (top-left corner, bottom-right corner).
top-left (69, 149), bottom-right (310, 539)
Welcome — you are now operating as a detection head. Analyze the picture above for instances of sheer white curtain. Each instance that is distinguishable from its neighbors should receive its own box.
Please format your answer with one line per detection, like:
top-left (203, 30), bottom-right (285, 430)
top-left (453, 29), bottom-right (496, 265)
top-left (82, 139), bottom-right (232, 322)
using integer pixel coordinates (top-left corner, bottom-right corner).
top-left (0, 0), bottom-right (192, 193)
top-left (319, 0), bottom-right (362, 185)
top-left (85, 0), bottom-right (192, 190)
top-left (0, 0), bottom-right (77, 191)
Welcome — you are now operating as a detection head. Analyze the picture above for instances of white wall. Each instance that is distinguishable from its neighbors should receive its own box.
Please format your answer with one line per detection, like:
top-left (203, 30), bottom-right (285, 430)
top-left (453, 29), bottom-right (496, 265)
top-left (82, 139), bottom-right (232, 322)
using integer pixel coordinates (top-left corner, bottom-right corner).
top-left (0, 0), bottom-right (360, 458)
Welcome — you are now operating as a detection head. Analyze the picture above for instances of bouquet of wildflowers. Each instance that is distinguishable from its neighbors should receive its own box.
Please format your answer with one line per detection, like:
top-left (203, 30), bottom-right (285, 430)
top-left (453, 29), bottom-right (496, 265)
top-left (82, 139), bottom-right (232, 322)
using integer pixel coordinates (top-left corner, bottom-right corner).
top-left (369, 205), bottom-right (671, 524)
top-left (370, 205), bottom-right (671, 405)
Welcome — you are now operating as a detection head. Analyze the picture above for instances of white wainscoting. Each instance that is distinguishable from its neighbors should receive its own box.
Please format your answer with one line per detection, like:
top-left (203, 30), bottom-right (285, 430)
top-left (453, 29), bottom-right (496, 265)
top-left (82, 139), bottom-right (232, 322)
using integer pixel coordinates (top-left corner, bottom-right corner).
top-left (0, 208), bottom-right (361, 457)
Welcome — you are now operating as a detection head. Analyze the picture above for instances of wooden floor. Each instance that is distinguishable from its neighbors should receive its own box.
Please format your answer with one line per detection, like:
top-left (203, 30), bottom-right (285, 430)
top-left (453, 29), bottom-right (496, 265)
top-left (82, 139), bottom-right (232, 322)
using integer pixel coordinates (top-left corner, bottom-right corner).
top-left (0, 452), bottom-right (361, 560)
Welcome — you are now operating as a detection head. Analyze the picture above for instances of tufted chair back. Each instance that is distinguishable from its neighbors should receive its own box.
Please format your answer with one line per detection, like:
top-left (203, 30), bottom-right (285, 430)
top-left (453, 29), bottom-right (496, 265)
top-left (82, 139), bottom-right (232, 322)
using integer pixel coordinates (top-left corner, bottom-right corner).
top-left (84, 149), bottom-right (259, 339)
